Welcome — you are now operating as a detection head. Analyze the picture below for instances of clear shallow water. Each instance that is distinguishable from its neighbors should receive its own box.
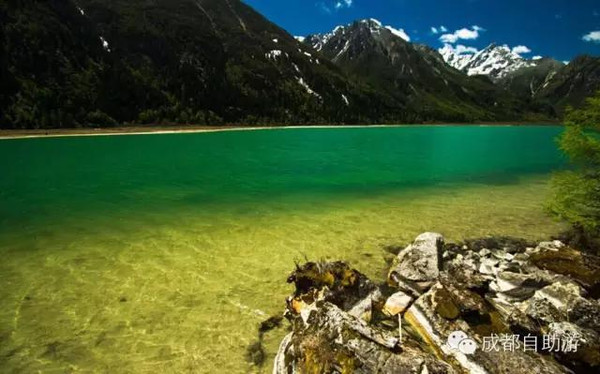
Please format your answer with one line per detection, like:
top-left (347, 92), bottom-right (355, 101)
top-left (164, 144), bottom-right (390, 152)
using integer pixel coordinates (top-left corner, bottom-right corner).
top-left (0, 126), bottom-right (567, 372)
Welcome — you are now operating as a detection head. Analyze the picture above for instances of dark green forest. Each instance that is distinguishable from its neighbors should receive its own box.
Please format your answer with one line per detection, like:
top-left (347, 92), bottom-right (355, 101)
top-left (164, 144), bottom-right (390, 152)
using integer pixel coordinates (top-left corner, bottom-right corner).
top-left (0, 0), bottom-right (599, 129)
top-left (0, 0), bottom-right (400, 128)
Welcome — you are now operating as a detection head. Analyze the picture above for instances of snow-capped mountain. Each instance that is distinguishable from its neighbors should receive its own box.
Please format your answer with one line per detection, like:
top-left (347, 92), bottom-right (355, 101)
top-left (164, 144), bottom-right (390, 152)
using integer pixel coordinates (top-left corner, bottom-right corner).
top-left (463, 44), bottom-right (538, 79)
top-left (300, 19), bottom-right (531, 122)
top-left (440, 43), bottom-right (539, 81)
top-left (305, 19), bottom-right (410, 56)
top-left (304, 25), bottom-right (344, 52)
top-left (438, 44), bottom-right (474, 71)
top-left (4, 0), bottom-right (598, 129)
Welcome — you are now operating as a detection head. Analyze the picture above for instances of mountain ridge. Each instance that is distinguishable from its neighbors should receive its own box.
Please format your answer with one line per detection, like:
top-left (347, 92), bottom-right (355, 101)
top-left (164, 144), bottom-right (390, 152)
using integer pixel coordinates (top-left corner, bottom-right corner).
top-left (1, 3), bottom-right (599, 129)
top-left (303, 19), bottom-right (554, 122)
top-left (304, 20), bottom-right (599, 116)
top-left (440, 43), bottom-right (549, 81)
top-left (1, 0), bottom-right (409, 128)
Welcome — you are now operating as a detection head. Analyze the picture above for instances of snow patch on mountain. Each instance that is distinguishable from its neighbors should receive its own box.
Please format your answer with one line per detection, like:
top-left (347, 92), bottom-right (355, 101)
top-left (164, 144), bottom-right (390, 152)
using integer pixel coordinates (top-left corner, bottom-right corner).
top-left (364, 18), bottom-right (382, 27)
top-left (341, 94), bottom-right (350, 106)
top-left (384, 26), bottom-right (410, 42)
top-left (304, 26), bottom-right (346, 52)
top-left (100, 36), bottom-right (110, 52)
top-left (440, 43), bottom-right (539, 80)
top-left (297, 77), bottom-right (321, 100)
top-left (463, 44), bottom-right (536, 79)
top-left (302, 18), bottom-right (410, 52)
top-left (266, 50), bottom-right (286, 60)
top-left (439, 44), bottom-right (477, 70)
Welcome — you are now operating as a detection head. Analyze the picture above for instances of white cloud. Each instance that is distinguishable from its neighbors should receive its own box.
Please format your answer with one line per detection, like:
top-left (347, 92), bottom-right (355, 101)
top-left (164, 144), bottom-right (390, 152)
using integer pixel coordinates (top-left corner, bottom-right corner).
top-left (319, 0), bottom-right (352, 13)
top-left (431, 25), bottom-right (448, 35)
top-left (334, 0), bottom-right (353, 10)
top-left (455, 44), bottom-right (478, 54)
top-left (512, 45), bottom-right (531, 54)
top-left (441, 43), bottom-right (479, 55)
top-left (532, 55), bottom-right (543, 60)
top-left (439, 26), bottom-right (482, 43)
top-left (582, 31), bottom-right (600, 43)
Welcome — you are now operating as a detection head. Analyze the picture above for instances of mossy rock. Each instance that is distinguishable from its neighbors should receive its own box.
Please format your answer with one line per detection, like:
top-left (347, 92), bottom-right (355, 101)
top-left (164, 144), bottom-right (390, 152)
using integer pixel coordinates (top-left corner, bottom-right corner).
top-left (433, 288), bottom-right (460, 320)
top-left (529, 247), bottom-right (600, 295)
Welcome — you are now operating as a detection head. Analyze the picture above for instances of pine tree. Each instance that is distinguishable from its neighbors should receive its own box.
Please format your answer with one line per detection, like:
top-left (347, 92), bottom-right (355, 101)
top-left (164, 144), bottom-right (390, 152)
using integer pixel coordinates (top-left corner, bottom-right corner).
top-left (548, 91), bottom-right (600, 251)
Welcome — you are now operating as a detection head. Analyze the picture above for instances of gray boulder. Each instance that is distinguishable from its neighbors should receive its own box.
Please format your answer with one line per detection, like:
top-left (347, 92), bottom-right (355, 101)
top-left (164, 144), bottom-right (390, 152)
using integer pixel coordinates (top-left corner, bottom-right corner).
top-left (405, 283), bottom-right (568, 374)
top-left (382, 291), bottom-right (413, 317)
top-left (272, 233), bottom-right (599, 374)
top-left (547, 322), bottom-right (600, 367)
top-left (388, 232), bottom-right (444, 295)
top-left (274, 301), bottom-right (454, 374)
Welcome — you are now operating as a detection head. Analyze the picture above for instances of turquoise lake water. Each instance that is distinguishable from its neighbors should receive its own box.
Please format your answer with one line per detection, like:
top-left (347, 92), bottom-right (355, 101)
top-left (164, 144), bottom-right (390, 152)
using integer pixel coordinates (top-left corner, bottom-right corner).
top-left (0, 126), bottom-right (567, 372)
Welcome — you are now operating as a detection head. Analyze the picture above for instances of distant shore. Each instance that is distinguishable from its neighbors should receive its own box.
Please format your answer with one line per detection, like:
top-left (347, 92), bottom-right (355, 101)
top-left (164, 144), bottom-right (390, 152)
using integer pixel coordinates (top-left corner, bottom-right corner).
top-left (0, 122), bottom-right (562, 140)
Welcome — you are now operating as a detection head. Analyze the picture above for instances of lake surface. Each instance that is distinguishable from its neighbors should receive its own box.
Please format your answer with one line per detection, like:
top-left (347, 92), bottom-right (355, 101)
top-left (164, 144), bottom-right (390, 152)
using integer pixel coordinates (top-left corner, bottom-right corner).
top-left (0, 126), bottom-right (567, 372)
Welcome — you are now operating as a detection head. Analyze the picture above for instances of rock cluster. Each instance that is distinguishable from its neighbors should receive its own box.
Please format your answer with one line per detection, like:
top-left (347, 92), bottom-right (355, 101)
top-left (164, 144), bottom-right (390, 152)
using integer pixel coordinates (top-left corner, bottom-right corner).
top-left (272, 233), bottom-right (600, 374)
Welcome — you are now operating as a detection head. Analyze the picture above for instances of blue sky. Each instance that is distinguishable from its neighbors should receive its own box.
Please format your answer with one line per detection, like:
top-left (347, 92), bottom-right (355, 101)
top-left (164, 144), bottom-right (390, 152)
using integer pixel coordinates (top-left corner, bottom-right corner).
top-left (244, 0), bottom-right (600, 62)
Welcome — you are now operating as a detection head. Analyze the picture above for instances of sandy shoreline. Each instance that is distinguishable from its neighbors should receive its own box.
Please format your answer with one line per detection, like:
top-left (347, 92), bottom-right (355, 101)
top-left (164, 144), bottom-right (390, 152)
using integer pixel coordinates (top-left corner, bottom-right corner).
top-left (0, 122), bottom-right (562, 140)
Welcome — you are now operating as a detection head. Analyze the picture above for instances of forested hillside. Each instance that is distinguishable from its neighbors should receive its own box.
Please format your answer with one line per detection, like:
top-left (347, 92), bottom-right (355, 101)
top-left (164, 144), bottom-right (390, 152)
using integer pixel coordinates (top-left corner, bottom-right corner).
top-left (0, 0), bottom-right (404, 128)
top-left (0, 0), bottom-right (599, 129)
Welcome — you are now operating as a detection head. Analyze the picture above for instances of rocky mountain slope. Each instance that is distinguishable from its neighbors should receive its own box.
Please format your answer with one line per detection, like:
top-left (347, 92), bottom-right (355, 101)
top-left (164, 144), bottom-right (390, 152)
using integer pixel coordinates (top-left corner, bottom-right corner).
top-left (441, 43), bottom-right (543, 81)
top-left (0, 0), bottom-right (401, 128)
top-left (536, 55), bottom-right (600, 112)
top-left (439, 42), bottom-right (600, 111)
top-left (303, 20), bottom-right (547, 122)
top-left (497, 58), bottom-right (565, 98)
top-left (1, 1), bottom-right (599, 128)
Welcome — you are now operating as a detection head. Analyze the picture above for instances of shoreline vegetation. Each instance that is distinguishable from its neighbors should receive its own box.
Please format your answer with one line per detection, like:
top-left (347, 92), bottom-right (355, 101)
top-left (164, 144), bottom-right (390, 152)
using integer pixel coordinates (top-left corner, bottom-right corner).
top-left (0, 121), bottom-right (563, 140)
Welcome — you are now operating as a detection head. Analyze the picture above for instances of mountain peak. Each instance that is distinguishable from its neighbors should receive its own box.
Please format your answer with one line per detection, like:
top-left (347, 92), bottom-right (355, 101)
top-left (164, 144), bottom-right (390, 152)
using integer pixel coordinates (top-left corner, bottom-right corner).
top-left (359, 18), bottom-right (383, 27)
top-left (304, 18), bottom-right (410, 52)
top-left (441, 42), bottom-right (540, 80)
top-left (355, 18), bottom-right (383, 29)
